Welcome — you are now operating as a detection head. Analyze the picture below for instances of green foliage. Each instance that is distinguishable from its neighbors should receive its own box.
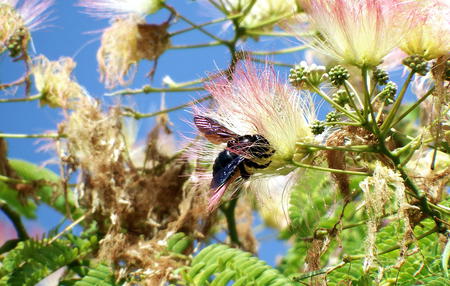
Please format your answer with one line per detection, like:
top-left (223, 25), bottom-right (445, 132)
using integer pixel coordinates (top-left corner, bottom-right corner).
top-left (284, 171), bottom-right (334, 238)
top-left (325, 219), bottom-right (449, 285)
top-left (167, 232), bottom-right (193, 254)
top-left (73, 263), bottom-right (116, 286)
top-left (0, 235), bottom-right (98, 286)
top-left (8, 159), bottom-right (83, 218)
top-left (187, 244), bottom-right (297, 286)
top-left (0, 173), bottom-right (37, 219)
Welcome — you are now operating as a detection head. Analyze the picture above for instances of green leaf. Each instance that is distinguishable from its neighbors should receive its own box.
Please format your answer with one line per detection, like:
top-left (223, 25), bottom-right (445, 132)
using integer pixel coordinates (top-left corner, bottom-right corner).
top-left (442, 236), bottom-right (450, 278)
top-left (189, 244), bottom-right (298, 286)
top-left (0, 181), bottom-right (37, 218)
top-left (74, 263), bottom-right (116, 286)
top-left (286, 170), bottom-right (334, 237)
top-left (0, 234), bottom-right (98, 285)
top-left (8, 159), bottom-right (83, 218)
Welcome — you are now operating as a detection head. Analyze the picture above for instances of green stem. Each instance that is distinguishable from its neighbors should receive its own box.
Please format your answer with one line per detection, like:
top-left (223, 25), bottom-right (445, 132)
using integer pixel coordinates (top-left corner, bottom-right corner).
top-left (0, 203), bottom-right (29, 240)
top-left (309, 85), bottom-right (360, 122)
top-left (250, 57), bottom-right (293, 68)
top-left (344, 80), bottom-right (364, 109)
top-left (221, 197), bottom-right (241, 246)
top-left (123, 95), bottom-right (212, 119)
top-left (292, 161), bottom-right (370, 176)
top-left (0, 174), bottom-right (29, 184)
top-left (245, 30), bottom-right (304, 37)
top-left (390, 86), bottom-right (435, 128)
top-left (381, 71), bottom-right (414, 135)
top-left (169, 14), bottom-right (243, 37)
top-left (245, 11), bottom-right (295, 30)
top-left (105, 86), bottom-right (203, 96)
top-left (0, 94), bottom-right (41, 103)
top-left (362, 67), bottom-right (381, 136)
top-left (0, 133), bottom-right (62, 139)
top-left (169, 41), bottom-right (222, 50)
top-left (323, 121), bottom-right (361, 127)
top-left (49, 213), bottom-right (88, 244)
top-left (163, 4), bottom-right (225, 43)
top-left (379, 143), bottom-right (444, 231)
top-left (342, 82), bottom-right (365, 123)
top-left (250, 45), bottom-right (307, 56)
top-left (296, 143), bottom-right (377, 153)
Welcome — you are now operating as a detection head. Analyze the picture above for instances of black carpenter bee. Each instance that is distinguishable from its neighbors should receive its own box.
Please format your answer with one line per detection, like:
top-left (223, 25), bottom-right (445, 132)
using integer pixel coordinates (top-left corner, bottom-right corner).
top-left (194, 115), bottom-right (275, 207)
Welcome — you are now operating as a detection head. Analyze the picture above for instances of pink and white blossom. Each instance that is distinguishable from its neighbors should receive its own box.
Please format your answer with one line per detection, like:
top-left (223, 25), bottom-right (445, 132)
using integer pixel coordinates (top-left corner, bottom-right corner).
top-left (1, 0), bottom-right (53, 31)
top-left (0, 0), bottom-right (53, 49)
top-left (193, 61), bottom-right (316, 210)
top-left (295, 0), bottom-right (417, 67)
top-left (401, 0), bottom-right (450, 60)
top-left (77, 0), bottom-right (162, 19)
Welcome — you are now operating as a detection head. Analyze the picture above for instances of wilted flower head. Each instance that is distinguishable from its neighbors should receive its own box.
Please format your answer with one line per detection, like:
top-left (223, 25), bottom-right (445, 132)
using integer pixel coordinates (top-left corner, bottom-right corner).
top-left (0, 0), bottom-right (53, 54)
top-left (401, 0), bottom-right (450, 60)
top-left (78, 0), bottom-right (163, 19)
top-left (194, 61), bottom-right (316, 210)
top-left (79, 0), bottom-right (170, 89)
top-left (295, 0), bottom-right (416, 67)
top-left (214, 0), bottom-right (297, 30)
top-left (96, 17), bottom-right (170, 89)
top-left (32, 55), bottom-right (85, 108)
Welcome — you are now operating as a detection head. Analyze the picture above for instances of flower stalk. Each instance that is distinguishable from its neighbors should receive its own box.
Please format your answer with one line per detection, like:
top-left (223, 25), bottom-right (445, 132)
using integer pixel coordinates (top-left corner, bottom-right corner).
top-left (380, 71), bottom-right (415, 135)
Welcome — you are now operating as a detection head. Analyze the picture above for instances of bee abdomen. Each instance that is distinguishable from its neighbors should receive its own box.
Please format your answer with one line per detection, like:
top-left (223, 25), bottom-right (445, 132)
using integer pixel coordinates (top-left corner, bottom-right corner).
top-left (244, 159), bottom-right (271, 169)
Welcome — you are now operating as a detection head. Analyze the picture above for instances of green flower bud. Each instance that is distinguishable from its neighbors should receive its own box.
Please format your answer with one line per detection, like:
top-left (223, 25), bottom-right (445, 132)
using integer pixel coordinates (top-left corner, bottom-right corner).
top-left (379, 81), bottom-right (397, 105)
top-left (289, 61), bottom-right (327, 90)
top-left (310, 120), bottom-right (325, 135)
top-left (289, 65), bottom-right (308, 88)
top-left (328, 65), bottom-right (350, 87)
top-left (402, 55), bottom-right (429, 76)
top-left (332, 90), bottom-right (350, 106)
top-left (372, 68), bottom-right (389, 85)
top-left (326, 111), bottom-right (340, 124)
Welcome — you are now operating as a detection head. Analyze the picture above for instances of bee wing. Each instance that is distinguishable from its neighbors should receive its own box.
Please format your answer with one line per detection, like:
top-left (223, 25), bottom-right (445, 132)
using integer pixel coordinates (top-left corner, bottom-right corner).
top-left (226, 138), bottom-right (275, 160)
top-left (208, 155), bottom-right (245, 212)
top-left (194, 115), bottom-right (238, 144)
top-left (210, 155), bottom-right (245, 190)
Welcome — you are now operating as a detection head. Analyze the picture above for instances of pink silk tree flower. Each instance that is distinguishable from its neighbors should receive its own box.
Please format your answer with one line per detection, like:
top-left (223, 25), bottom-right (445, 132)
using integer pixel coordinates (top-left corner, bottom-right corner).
top-left (296, 0), bottom-right (417, 67)
top-left (401, 0), bottom-right (450, 60)
top-left (0, 0), bottom-right (54, 52)
top-left (77, 0), bottom-right (163, 19)
top-left (193, 61), bottom-right (317, 211)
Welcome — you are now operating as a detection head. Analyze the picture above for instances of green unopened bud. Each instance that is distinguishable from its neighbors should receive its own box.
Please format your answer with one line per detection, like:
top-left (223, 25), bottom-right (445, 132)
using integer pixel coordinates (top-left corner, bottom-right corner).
top-left (6, 27), bottom-right (27, 58)
top-left (379, 81), bottom-right (397, 105)
top-left (372, 68), bottom-right (389, 85)
top-left (332, 90), bottom-right (350, 106)
top-left (289, 65), bottom-right (308, 88)
top-left (403, 55), bottom-right (429, 76)
top-left (326, 111), bottom-right (340, 124)
top-left (328, 65), bottom-right (349, 87)
top-left (310, 120), bottom-right (325, 135)
top-left (289, 61), bottom-right (327, 90)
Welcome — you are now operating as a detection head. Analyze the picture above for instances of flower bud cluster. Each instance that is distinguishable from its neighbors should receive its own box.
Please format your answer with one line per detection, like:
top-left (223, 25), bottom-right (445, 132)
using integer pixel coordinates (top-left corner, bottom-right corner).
top-left (379, 82), bottom-right (397, 105)
top-left (402, 55), bottom-right (429, 76)
top-left (328, 65), bottom-right (349, 87)
top-left (372, 68), bottom-right (389, 86)
top-left (289, 61), bottom-right (327, 90)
